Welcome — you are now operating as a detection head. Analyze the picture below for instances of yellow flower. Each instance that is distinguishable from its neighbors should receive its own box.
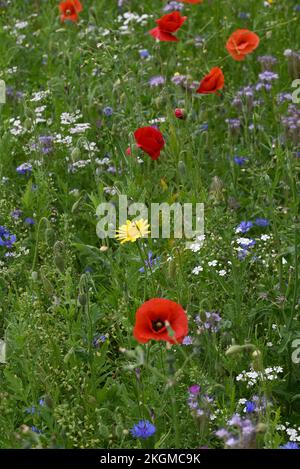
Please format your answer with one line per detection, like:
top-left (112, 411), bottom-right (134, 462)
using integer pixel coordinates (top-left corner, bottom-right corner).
top-left (115, 219), bottom-right (150, 244)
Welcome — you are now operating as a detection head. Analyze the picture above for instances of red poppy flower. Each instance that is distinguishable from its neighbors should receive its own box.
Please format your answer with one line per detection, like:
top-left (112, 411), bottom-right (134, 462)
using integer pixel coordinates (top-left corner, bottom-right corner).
top-left (59, 0), bottom-right (83, 23)
top-left (196, 67), bottom-right (225, 94)
top-left (133, 126), bottom-right (165, 160)
top-left (149, 12), bottom-right (187, 42)
top-left (226, 29), bottom-right (260, 61)
top-left (133, 298), bottom-right (188, 344)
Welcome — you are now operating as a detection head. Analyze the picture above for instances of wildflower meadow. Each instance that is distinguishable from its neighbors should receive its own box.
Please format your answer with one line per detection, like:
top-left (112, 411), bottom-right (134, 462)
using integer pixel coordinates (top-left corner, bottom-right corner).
top-left (0, 0), bottom-right (300, 456)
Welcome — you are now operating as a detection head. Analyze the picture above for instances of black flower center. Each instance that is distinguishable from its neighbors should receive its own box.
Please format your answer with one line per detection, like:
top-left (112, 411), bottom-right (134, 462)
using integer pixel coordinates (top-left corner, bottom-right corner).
top-left (152, 319), bottom-right (164, 332)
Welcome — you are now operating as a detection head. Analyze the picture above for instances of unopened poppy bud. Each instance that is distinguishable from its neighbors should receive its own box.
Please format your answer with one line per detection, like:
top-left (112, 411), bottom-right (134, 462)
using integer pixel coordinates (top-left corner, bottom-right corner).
top-left (31, 271), bottom-right (38, 281)
top-left (178, 160), bottom-right (186, 177)
top-left (40, 270), bottom-right (54, 296)
top-left (126, 147), bottom-right (132, 156)
top-left (174, 108), bottom-right (185, 119)
top-left (45, 227), bottom-right (55, 247)
top-left (24, 118), bottom-right (32, 130)
top-left (256, 423), bottom-right (267, 433)
top-left (78, 294), bottom-right (87, 306)
top-left (71, 147), bottom-right (81, 162)
top-left (54, 254), bottom-right (65, 273)
top-left (225, 344), bottom-right (244, 356)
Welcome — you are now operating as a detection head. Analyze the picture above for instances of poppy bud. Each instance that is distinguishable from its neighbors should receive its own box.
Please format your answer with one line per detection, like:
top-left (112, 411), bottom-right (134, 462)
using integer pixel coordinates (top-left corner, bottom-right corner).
top-left (24, 117), bottom-right (32, 130)
top-left (174, 108), bottom-right (185, 119)
top-left (178, 160), bottom-right (186, 177)
top-left (71, 147), bottom-right (81, 162)
top-left (45, 227), bottom-right (55, 247)
top-left (31, 271), bottom-right (39, 281)
top-left (40, 269), bottom-right (54, 296)
top-left (54, 254), bottom-right (65, 273)
top-left (78, 294), bottom-right (87, 306)
top-left (225, 344), bottom-right (244, 356)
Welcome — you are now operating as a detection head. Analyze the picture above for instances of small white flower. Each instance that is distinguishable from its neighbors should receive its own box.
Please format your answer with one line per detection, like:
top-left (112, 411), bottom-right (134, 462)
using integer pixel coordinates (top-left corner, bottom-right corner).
top-left (218, 269), bottom-right (227, 277)
top-left (192, 266), bottom-right (203, 275)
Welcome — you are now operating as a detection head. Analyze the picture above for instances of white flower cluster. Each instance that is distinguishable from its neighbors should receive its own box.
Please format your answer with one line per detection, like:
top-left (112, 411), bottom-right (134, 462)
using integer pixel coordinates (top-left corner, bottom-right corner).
top-left (277, 424), bottom-right (300, 442)
top-left (117, 12), bottom-right (152, 35)
top-left (9, 117), bottom-right (25, 136)
top-left (236, 366), bottom-right (283, 387)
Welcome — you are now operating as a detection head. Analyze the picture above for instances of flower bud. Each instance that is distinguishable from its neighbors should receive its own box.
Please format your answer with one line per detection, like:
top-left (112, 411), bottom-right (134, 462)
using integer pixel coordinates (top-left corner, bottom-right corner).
top-left (178, 160), bottom-right (186, 178)
top-left (71, 147), bottom-right (81, 162)
top-left (174, 108), bottom-right (185, 119)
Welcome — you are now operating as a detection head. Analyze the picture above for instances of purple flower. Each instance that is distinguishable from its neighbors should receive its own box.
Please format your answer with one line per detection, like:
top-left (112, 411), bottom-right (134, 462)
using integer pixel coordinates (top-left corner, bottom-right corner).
top-left (234, 156), bottom-right (247, 166)
top-left (24, 217), bottom-right (35, 225)
top-left (236, 221), bottom-right (253, 234)
top-left (163, 1), bottom-right (184, 12)
top-left (182, 336), bottom-right (193, 345)
top-left (196, 311), bottom-right (221, 333)
top-left (139, 49), bottom-right (150, 59)
top-left (238, 12), bottom-right (250, 20)
top-left (16, 162), bottom-right (32, 175)
top-left (148, 76), bottom-right (165, 87)
top-left (103, 106), bottom-right (113, 117)
top-left (0, 226), bottom-right (16, 249)
top-left (258, 71), bottom-right (279, 82)
top-left (280, 442), bottom-right (299, 449)
top-left (139, 251), bottom-right (160, 273)
top-left (188, 385), bottom-right (201, 395)
top-left (93, 334), bottom-right (107, 347)
top-left (11, 209), bottom-right (23, 219)
top-left (254, 217), bottom-right (269, 227)
top-left (38, 135), bottom-right (54, 154)
top-left (226, 118), bottom-right (241, 129)
top-left (131, 420), bottom-right (156, 439)
top-left (245, 401), bottom-right (256, 413)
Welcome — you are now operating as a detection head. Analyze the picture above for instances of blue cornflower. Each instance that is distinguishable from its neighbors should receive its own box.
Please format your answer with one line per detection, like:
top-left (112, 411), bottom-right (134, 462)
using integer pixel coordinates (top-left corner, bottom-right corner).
top-left (236, 221), bottom-right (253, 234)
top-left (245, 401), bottom-right (256, 413)
top-left (238, 12), bottom-right (250, 19)
top-left (254, 217), bottom-right (270, 227)
top-left (103, 106), bottom-right (113, 117)
top-left (93, 334), bottom-right (107, 348)
top-left (25, 405), bottom-right (36, 415)
top-left (31, 426), bottom-right (42, 434)
top-left (234, 156), bottom-right (247, 166)
top-left (280, 442), bottom-right (299, 449)
top-left (139, 251), bottom-right (160, 273)
top-left (131, 420), bottom-right (156, 440)
top-left (0, 227), bottom-right (16, 248)
top-left (139, 49), bottom-right (150, 59)
top-left (199, 123), bottom-right (208, 132)
top-left (16, 162), bottom-right (32, 175)
top-left (24, 217), bottom-right (35, 225)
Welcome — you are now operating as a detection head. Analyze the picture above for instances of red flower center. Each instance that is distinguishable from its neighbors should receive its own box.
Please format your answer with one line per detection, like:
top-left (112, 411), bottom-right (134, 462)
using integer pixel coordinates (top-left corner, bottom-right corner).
top-left (152, 319), bottom-right (165, 332)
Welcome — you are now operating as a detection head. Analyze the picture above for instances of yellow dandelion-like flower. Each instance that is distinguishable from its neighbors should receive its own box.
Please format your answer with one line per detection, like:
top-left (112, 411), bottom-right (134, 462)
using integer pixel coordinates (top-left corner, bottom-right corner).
top-left (115, 219), bottom-right (150, 244)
